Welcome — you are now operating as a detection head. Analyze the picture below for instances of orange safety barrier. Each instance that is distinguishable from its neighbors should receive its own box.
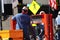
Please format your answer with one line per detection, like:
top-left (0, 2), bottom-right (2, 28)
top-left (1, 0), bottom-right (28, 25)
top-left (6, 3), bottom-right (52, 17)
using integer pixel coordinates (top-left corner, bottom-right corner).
top-left (43, 14), bottom-right (53, 40)
top-left (43, 14), bottom-right (50, 40)
top-left (10, 30), bottom-right (23, 38)
top-left (0, 30), bottom-right (23, 40)
top-left (10, 17), bottom-right (23, 40)
top-left (49, 14), bottom-right (53, 40)
top-left (10, 18), bottom-right (16, 30)
top-left (10, 30), bottom-right (23, 40)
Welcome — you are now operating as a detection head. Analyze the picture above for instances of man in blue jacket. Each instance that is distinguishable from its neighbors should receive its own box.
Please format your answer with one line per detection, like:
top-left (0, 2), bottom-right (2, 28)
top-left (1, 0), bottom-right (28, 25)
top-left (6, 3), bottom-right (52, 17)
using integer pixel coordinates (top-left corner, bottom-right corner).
top-left (12, 6), bottom-right (30, 40)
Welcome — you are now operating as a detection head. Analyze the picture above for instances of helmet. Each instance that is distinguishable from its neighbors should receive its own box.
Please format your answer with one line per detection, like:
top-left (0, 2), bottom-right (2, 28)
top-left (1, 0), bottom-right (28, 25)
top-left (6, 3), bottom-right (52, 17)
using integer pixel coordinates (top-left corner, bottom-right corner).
top-left (58, 11), bottom-right (60, 15)
top-left (39, 11), bottom-right (45, 15)
top-left (22, 6), bottom-right (28, 10)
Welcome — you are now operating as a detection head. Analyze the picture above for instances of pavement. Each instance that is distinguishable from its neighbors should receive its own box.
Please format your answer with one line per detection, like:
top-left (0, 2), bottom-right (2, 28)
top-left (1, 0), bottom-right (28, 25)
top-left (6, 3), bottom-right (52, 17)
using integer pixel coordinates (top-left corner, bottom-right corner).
top-left (2, 16), bottom-right (12, 30)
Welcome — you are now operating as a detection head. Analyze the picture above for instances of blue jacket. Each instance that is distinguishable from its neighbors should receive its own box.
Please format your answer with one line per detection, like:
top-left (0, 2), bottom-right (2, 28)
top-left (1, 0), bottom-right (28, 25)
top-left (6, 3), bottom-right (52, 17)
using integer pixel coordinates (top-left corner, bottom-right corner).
top-left (12, 13), bottom-right (30, 34)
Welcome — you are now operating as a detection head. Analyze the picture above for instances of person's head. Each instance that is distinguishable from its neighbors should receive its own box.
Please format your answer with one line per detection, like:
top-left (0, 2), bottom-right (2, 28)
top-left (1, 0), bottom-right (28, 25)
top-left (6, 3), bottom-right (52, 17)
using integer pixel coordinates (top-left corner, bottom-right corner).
top-left (22, 6), bottom-right (28, 14)
top-left (58, 11), bottom-right (60, 15)
top-left (39, 11), bottom-right (45, 15)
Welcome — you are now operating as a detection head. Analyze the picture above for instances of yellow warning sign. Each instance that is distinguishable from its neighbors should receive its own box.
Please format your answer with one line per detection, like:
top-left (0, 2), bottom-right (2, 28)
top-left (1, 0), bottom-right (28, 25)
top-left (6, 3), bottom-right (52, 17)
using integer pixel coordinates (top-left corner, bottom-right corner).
top-left (29, 1), bottom-right (40, 15)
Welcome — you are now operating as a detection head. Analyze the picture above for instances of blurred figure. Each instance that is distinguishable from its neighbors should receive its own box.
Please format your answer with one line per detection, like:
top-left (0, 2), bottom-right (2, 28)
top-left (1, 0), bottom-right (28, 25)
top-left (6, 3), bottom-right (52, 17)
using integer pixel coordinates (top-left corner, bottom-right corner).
top-left (35, 11), bottom-right (45, 40)
top-left (12, 6), bottom-right (30, 40)
top-left (37, 23), bottom-right (44, 40)
top-left (55, 11), bottom-right (60, 40)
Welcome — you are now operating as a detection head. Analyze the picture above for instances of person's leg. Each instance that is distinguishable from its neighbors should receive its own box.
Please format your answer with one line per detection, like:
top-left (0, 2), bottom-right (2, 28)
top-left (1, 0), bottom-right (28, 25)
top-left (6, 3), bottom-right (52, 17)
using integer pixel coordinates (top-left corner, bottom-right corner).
top-left (32, 29), bottom-right (36, 40)
top-left (24, 34), bottom-right (30, 40)
top-left (57, 25), bottom-right (60, 40)
top-left (58, 30), bottom-right (60, 40)
top-left (23, 29), bottom-right (30, 40)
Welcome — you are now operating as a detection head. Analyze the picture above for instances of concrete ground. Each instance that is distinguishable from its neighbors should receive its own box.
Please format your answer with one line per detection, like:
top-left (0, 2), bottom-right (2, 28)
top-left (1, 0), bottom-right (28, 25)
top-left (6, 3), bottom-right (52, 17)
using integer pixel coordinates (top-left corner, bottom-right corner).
top-left (2, 16), bottom-right (12, 30)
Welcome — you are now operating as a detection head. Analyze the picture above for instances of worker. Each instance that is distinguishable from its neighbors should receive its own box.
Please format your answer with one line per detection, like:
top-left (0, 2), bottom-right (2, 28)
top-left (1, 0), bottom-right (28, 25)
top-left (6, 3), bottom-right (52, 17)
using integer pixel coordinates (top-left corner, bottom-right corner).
top-left (12, 6), bottom-right (30, 40)
top-left (55, 11), bottom-right (60, 40)
top-left (39, 11), bottom-right (45, 40)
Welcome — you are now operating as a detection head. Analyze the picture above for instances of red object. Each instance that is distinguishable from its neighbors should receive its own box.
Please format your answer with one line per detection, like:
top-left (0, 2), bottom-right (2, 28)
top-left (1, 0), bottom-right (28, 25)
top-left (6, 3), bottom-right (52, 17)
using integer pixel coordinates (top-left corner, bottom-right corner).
top-left (50, 14), bottom-right (53, 40)
top-left (43, 14), bottom-right (49, 40)
top-left (10, 30), bottom-right (23, 40)
top-left (10, 19), bottom-right (16, 30)
top-left (49, 0), bottom-right (58, 10)
top-left (43, 14), bottom-right (53, 40)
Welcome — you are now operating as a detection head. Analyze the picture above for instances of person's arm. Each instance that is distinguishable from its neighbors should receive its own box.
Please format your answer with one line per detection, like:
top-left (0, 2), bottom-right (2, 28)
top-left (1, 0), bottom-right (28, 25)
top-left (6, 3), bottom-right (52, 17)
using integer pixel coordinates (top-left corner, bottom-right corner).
top-left (10, 16), bottom-right (16, 30)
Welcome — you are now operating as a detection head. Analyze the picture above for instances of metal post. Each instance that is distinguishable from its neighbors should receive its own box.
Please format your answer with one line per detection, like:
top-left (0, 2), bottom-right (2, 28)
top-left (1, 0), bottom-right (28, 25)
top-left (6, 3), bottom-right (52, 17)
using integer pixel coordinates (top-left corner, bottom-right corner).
top-left (0, 0), bottom-right (2, 30)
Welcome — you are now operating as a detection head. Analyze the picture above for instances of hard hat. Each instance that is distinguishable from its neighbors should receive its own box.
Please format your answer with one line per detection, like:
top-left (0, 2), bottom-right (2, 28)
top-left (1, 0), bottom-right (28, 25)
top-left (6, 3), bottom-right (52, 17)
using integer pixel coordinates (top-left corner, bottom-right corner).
top-left (22, 6), bottom-right (28, 10)
top-left (39, 11), bottom-right (45, 15)
top-left (58, 11), bottom-right (60, 14)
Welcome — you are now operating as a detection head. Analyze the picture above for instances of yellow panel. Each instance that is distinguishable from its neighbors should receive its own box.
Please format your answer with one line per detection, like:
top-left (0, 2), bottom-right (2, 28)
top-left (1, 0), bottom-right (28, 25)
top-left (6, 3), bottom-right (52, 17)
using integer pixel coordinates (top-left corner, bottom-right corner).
top-left (0, 30), bottom-right (9, 38)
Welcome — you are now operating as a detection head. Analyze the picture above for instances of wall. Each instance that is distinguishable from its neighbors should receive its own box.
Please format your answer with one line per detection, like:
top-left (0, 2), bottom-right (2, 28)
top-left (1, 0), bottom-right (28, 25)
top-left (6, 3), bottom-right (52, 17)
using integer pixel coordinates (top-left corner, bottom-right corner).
top-left (23, 0), bottom-right (49, 5)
